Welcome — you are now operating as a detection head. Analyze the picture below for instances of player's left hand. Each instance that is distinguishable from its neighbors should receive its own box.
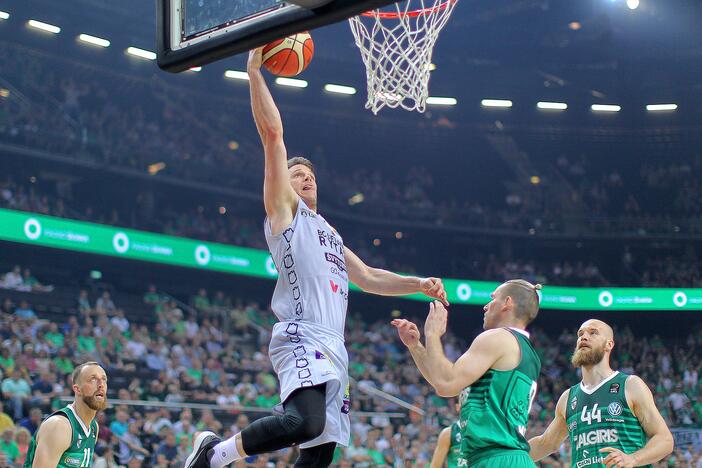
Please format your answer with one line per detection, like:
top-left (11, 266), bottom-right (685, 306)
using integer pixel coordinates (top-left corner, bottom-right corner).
top-left (420, 277), bottom-right (449, 306)
top-left (424, 301), bottom-right (447, 339)
top-left (600, 447), bottom-right (637, 468)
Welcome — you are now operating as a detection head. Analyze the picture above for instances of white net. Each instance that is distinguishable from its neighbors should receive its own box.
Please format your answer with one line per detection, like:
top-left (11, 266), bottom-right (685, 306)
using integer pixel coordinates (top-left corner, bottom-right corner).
top-left (348, 0), bottom-right (457, 114)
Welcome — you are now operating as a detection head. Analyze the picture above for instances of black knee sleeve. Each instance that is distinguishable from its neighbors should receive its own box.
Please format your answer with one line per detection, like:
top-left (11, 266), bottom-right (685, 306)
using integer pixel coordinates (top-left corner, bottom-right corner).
top-left (241, 384), bottom-right (327, 455)
top-left (294, 442), bottom-right (337, 468)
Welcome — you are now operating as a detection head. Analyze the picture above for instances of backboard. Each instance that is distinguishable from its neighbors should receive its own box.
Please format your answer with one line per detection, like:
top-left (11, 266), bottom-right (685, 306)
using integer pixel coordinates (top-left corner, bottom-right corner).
top-left (157, 0), bottom-right (398, 72)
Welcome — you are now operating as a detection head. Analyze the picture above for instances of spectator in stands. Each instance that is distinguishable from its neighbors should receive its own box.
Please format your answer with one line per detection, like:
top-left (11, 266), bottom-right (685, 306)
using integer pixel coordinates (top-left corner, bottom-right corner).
top-left (0, 428), bottom-right (18, 465)
top-left (1, 368), bottom-right (31, 419)
top-left (96, 290), bottom-right (116, 314)
top-left (0, 348), bottom-right (14, 375)
top-left (153, 429), bottom-right (178, 467)
top-left (110, 409), bottom-right (130, 437)
top-left (117, 420), bottom-right (151, 465)
top-left (77, 289), bottom-right (92, 315)
top-left (18, 407), bottom-right (43, 436)
top-left (110, 308), bottom-right (130, 333)
top-left (93, 444), bottom-right (119, 468)
top-left (0, 404), bottom-right (12, 434)
top-left (14, 301), bottom-right (36, 320)
top-left (1, 266), bottom-right (22, 290)
top-left (192, 288), bottom-right (211, 313)
top-left (13, 427), bottom-right (30, 465)
top-left (29, 372), bottom-right (54, 412)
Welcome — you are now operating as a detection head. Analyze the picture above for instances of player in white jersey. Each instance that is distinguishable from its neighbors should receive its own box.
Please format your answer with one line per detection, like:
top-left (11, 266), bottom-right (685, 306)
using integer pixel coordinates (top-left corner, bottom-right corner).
top-left (184, 47), bottom-right (448, 468)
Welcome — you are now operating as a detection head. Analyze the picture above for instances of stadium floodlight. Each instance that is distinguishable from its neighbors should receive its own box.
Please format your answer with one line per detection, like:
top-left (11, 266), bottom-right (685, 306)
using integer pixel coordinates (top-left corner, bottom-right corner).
top-left (646, 104), bottom-right (677, 112)
top-left (627, 0), bottom-right (639, 10)
top-left (78, 34), bottom-right (110, 48)
top-left (482, 99), bottom-right (513, 108)
top-left (126, 47), bottom-right (157, 60)
top-left (275, 77), bottom-right (308, 88)
top-left (427, 97), bottom-right (457, 106)
top-left (324, 84), bottom-right (357, 95)
top-left (27, 20), bottom-right (61, 34)
top-left (591, 104), bottom-right (621, 112)
top-left (0, 11), bottom-right (9, 20)
top-left (224, 70), bottom-right (249, 81)
top-left (537, 101), bottom-right (568, 110)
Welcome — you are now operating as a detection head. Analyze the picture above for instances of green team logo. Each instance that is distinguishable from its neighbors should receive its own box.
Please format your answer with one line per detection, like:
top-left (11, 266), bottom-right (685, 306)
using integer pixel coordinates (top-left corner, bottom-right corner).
top-left (607, 402), bottom-right (623, 416)
top-left (571, 396), bottom-right (578, 410)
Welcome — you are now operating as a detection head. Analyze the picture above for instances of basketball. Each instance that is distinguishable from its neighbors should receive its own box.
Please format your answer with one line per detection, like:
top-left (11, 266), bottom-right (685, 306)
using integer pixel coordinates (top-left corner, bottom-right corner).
top-left (262, 32), bottom-right (314, 77)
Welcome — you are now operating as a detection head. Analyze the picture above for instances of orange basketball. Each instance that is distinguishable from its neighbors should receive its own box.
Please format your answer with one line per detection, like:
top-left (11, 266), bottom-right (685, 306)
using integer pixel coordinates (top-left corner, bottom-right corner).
top-left (262, 32), bottom-right (314, 77)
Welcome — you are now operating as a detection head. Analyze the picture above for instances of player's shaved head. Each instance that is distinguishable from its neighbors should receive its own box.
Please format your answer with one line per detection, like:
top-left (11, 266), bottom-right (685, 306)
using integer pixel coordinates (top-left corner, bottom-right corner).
top-left (579, 319), bottom-right (614, 340)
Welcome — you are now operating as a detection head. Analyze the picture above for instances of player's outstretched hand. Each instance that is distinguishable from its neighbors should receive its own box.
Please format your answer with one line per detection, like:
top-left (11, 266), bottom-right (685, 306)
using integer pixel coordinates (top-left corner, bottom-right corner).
top-left (420, 277), bottom-right (449, 306)
top-left (424, 300), bottom-right (447, 339)
top-left (600, 447), bottom-right (636, 468)
top-left (247, 47), bottom-right (263, 72)
top-left (391, 319), bottom-right (421, 348)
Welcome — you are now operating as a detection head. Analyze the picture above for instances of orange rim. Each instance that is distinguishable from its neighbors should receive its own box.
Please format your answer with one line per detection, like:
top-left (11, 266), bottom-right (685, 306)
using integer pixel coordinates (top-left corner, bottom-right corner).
top-left (360, 0), bottom-right (456, 18)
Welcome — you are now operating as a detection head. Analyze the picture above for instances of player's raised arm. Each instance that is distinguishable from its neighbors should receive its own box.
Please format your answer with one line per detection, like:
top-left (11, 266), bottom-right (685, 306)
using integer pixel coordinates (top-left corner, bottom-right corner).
top-left (344, 246), bottom-right (448, 304)
top-left (528, 389), bottom-right (570, 461)
top-left (247, 48), bottom-right (297, 231)
top-left (394, 302), bottom-right (513, 397)
top-left (31, 415), bottom-right (72, 468)
top-left (429, 426), bottom-right (452, 468)
top-left (598, 376), bottom-right (674, 467)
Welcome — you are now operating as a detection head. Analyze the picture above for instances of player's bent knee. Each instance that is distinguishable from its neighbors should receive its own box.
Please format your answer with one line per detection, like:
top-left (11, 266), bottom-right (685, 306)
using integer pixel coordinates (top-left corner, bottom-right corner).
top-left (294, 414), bottom-right (326, 442)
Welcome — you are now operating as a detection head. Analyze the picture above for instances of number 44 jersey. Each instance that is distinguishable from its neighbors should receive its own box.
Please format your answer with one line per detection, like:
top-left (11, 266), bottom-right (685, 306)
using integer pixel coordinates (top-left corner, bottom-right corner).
top-left (565, 371), bottom-right (650, 468)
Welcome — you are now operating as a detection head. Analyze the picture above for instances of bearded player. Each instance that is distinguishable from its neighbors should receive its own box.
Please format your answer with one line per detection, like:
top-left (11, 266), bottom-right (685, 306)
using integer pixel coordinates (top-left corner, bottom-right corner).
top-left (185, 47), bottom-right (447, 468)
top-left (528, 319), bottom-right (673, 467)
top-left (25, 362), bottom-right (107, 467)
top-left (394, 280), bottom-right (542, 468)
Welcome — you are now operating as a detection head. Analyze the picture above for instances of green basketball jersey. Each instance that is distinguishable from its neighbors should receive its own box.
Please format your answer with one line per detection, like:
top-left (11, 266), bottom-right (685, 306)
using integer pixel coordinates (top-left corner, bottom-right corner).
top-left (459, 328), bottom-right (541, 463)
top-left (24, 404), bottom-right (98, 468)
top-left (447, 420), bottom-right (467, 468)
top-left (565, 372), bottom-right (650, 468)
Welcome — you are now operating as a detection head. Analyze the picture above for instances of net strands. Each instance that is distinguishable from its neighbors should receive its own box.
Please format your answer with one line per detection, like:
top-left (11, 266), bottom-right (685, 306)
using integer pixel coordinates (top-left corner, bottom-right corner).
top-left (349, 0), bottom-right (457, 114)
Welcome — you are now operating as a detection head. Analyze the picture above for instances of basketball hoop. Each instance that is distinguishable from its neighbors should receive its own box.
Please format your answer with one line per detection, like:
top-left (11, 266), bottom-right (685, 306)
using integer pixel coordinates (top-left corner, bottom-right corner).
top-left (348, 0), bottom-right (458, 114)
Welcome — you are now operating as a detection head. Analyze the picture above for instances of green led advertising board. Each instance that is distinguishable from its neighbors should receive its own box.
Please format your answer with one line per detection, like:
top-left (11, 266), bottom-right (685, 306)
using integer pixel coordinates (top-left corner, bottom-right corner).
top-left (1, 208), bottom-right (701, 310)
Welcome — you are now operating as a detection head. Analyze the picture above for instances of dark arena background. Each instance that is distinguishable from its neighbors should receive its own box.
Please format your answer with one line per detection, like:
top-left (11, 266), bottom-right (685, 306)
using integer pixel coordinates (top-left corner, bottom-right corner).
top-left (1, 0), bottom-right (701, 466)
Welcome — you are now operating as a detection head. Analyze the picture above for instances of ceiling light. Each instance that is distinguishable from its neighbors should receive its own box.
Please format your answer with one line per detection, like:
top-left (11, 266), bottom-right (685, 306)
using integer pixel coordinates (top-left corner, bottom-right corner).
top-left (348, 193), bottom-right (365, 206)
top-left (482, 99), bottom-right (512, 108)
top-left (147, 162), bottom-right (166, 175)
top-left (427, 97), bottom-right (457, 106)
top-left (646, 104), bottom-right (677, 112)
top-left (626, 0), bottom-right (639, 10)
top-left (126, 47), bottom-right (156, 60)
top-left (224, 70), bottom-right (249, 81)
top-left (189, 66), bottom-right (202, 72)
top-left (537, 101), bottom-right (567, 110)
top-left (78, 34), bottom-right (110, 48)
top-left (568, 21), bottom-right (581, 30)
top-left (27, 20), bottom-right (61, 34)
top-left (0, 11), bottom-right (9, 20)
top-left (275, 77), bottom-right (308, 88)
top-left (591, 104), bottom-right (621, 112)
top-left (324, 84), bottom-right (356, 95)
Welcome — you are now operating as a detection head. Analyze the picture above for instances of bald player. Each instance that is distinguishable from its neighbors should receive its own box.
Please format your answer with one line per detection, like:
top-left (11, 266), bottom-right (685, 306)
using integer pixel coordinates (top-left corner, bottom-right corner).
top-left (25, 362), bottom-right (108, 468)
top-left (394, 279), bottom-right (542, 468)
top-left (528, 319), bottom-right (673, 468)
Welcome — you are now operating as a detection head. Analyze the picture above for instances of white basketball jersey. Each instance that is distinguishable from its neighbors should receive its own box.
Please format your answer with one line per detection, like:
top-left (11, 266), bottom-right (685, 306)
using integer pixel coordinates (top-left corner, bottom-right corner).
top-left (264, 198), bottom-right (349, 335)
